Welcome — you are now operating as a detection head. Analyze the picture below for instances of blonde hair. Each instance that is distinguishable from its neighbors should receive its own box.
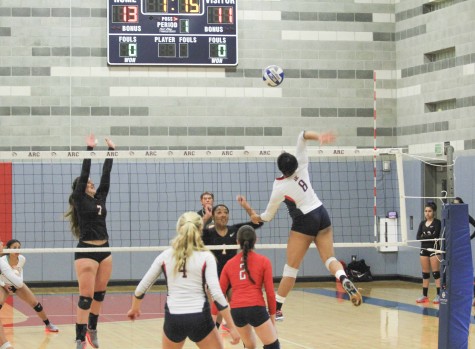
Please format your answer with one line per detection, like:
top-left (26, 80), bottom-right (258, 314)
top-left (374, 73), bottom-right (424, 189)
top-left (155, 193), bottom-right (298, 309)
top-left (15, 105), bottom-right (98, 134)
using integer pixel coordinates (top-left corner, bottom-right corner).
top-left (172, 212), bottom-right (207, 275)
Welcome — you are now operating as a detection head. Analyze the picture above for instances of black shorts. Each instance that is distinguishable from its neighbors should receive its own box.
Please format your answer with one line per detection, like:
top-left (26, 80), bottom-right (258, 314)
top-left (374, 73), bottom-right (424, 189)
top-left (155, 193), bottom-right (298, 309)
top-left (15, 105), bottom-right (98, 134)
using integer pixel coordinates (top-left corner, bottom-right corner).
top-left (75, 241), bottom-right (111, 263)
top-left (163, 303), bottom-right (215, 343)
top-left (231, 306), bottom-right (269, 328)
top-left (291, 205), bottom-right (331, 237)
top-left (420, 243), bottom-right (441, 257)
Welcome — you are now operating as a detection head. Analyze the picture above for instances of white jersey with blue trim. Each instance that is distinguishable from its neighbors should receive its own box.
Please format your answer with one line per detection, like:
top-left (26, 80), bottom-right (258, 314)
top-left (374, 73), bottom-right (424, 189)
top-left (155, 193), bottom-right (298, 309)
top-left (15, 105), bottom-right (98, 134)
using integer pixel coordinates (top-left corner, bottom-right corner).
top-left (134, 248), bottom-right (228, 314)
top-left (0, 254), bottom-right (25, 288)
top-left (260, 131), bottom-right (322, 222)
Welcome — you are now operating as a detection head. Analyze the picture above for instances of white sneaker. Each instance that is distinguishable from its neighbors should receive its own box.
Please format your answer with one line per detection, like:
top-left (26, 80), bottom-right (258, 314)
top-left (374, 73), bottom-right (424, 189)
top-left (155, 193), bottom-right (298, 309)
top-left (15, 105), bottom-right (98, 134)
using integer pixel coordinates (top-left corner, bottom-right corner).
top-left (86, 329), bottom-right (99, 348)
top-left (45, 323), bottom-right (59, 332)
top-left (342, 278), bottom-right (362, 306)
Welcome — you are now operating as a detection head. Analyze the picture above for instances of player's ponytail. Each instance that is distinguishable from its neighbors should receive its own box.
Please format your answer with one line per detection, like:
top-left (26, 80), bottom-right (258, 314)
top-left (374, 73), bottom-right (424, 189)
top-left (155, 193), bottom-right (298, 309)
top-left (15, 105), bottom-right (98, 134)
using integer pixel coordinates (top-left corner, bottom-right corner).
top-left (64, 177), bottom-right (80, 239)
top-left (237, 225), bottom-right (256, 284)
top-left (172, 212), bottom-right (206, 275)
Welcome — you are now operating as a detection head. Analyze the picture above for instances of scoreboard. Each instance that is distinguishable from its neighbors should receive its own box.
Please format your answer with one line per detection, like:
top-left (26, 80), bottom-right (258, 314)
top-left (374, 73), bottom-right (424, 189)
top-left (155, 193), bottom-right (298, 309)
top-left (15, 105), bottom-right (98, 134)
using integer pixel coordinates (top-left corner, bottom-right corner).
top-left (107, 0), bottom-right (238, 66)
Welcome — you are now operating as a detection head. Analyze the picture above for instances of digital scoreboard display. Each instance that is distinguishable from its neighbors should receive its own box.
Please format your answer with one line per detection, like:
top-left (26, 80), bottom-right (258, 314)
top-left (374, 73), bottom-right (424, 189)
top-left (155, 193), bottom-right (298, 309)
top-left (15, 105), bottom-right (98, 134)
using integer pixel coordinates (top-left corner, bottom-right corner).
top-left (107, 0), bottom-right (237, 66)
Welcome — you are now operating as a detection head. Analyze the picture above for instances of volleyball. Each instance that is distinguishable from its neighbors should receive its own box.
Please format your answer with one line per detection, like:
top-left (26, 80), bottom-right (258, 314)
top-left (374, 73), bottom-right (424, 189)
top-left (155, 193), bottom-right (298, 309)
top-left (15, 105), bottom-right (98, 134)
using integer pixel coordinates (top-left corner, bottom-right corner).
top-left (262, 65), bottom-right (284, 87)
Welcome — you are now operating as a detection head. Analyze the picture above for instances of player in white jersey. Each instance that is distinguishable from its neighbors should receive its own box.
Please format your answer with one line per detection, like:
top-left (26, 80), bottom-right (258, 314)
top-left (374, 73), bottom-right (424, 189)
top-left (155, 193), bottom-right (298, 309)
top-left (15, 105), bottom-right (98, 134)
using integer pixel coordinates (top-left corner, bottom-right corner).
top-left (250, 130), bottom-right (362, 320)
top-left (127, 211), bottom-right (240, 349)
top-left (0, 239), bottom-right (59, 334)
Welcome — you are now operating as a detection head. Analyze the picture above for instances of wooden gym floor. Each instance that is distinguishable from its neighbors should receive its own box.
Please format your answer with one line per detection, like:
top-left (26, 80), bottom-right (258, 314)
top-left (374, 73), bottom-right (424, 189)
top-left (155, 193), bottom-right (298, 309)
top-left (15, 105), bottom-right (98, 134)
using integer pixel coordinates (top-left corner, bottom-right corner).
top-left (2, 280), bottom-right (475, 349)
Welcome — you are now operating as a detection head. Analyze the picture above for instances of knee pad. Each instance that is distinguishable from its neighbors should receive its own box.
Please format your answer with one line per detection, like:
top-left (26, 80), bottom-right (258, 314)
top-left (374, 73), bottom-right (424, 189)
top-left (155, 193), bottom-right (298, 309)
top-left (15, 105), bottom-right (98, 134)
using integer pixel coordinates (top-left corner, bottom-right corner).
top-left (93, 291), bottom-right (106, 302)
top-left (432, 271), bottom-right (440, 280)
top-left (324, 257), bottom-right (338, 271)
top-left (33, 302), bottom-right (43, 312)
top-left (78, 296), bottom-right (93, 310)
top-left (422, 272), bottom-right (431, 280)
top-left (282, 264), bottom-right (299, 278)
top-left (263, 339), bottom-right (280, 349)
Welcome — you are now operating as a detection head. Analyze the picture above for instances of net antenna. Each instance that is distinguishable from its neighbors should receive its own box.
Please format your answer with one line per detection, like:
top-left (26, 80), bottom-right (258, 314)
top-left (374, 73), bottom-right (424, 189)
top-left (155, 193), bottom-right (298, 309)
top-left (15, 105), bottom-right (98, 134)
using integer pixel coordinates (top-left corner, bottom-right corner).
top-left (0, 147), bottom-right (406, 254)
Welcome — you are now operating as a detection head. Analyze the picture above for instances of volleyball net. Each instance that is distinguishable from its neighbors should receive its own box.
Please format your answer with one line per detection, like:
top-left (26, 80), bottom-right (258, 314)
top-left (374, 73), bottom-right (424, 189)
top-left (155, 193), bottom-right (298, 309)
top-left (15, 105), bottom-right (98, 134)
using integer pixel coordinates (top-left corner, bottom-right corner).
top-left (0, 147), bottom-right (406, 254)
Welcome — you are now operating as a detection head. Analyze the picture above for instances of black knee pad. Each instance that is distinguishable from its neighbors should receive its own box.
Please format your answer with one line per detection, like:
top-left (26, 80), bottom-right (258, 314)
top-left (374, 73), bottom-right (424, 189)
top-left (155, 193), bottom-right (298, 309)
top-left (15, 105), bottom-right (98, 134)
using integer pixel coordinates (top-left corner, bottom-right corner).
top-left (263, 339), bottom-right (280, 349)
top-left (432, 271), bottom-right (441, 280)
top-left (422, 272), bottom-right (430, 280)
top-left (93, 291), bottom-right (106, 302)
top-left (33, 302), bottom-right (43, 312)
top-left (78, 296), bottom-right (93, 310)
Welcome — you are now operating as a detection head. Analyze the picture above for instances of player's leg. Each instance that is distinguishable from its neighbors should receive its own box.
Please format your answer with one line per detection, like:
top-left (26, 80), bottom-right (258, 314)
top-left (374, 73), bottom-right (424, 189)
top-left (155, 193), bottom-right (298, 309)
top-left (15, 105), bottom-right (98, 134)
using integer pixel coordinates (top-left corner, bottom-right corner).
top-left (275, 230), bottom-right (313, 318)
top-left (254, 319), bottom-right (279, 348)
top-left (235, 324), bottom-right (257, 349)
top-left (75, 258), bottom-right (99, 348)
top-left (315, 226), bottom-right (361, 306)
top-left (87, 255), bottom-right (112, 349)
top-left (430, 254), bottom-right (441, 304)
top-left (0, 288), bottom-right (13, 349)
top-left (417, 254), bottom-right (431, 303)
top-left (14, 284), bottom-right (59, 332)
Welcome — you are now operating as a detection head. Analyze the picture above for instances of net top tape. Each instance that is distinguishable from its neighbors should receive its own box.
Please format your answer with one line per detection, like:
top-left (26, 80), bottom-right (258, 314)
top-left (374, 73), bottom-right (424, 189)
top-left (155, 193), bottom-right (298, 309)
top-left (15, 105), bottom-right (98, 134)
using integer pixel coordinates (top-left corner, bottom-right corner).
top-left (0, 148), bottom-right (402, 160)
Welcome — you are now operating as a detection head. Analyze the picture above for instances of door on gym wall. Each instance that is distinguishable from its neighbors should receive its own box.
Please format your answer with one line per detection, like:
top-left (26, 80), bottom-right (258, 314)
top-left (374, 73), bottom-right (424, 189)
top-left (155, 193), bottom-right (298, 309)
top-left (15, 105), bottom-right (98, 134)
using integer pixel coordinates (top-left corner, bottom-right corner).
top-left (424, 162), bottom-right (447, 220)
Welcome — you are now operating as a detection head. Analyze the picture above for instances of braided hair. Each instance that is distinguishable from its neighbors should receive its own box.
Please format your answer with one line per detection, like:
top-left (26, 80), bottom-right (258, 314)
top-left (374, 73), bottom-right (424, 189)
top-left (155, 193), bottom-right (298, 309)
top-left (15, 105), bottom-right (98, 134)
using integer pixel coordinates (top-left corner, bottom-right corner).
top-left (237, 225), bottom-right (256, 284)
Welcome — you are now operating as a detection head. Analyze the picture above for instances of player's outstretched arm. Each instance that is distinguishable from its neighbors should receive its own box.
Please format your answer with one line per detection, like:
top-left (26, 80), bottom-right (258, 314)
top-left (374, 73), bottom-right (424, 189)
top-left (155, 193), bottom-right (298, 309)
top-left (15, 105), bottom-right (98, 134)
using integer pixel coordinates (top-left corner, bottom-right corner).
top-left (303, 130), bottom-right (336, 145)
top-left (236, 195), bottom-right (257, 218)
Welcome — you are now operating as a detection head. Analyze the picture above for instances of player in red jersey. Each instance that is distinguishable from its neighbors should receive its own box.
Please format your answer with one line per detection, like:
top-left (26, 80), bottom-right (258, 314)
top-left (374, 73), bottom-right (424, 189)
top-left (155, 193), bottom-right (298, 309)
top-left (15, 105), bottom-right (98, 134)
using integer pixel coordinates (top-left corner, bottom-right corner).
top-left (220, 225), bottom-right (280, 349)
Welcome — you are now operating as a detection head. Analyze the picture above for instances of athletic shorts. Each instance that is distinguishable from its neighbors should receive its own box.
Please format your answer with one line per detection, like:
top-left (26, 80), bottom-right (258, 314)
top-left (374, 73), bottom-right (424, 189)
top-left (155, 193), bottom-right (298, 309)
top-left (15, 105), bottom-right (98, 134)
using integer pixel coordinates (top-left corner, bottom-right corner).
top-left (291, 205), bottom-right (331, 237)
top-left (163, 303), bottom-right (215, 343)
top-left (231, 306), bottom-right (270, 328)
top-left (75, 241), bottom-right (111, 263)
top-left (420, 243), bottom-right (441, 257)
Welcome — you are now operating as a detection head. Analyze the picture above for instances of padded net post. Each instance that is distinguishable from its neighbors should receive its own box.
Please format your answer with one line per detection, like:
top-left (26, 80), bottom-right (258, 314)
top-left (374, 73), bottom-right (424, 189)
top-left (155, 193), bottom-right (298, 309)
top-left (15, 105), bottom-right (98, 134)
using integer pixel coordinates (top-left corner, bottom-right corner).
top-left (438, 203), bottom-right (473, 349)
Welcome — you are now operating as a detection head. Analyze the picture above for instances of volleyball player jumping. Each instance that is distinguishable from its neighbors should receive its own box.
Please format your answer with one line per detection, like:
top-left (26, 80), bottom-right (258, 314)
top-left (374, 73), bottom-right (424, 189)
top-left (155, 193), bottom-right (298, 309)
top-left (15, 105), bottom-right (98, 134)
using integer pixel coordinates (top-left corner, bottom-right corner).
top-left (65, 134), bottom-right (115, 349)
top-left (250, 130), bottom-right (362, 320)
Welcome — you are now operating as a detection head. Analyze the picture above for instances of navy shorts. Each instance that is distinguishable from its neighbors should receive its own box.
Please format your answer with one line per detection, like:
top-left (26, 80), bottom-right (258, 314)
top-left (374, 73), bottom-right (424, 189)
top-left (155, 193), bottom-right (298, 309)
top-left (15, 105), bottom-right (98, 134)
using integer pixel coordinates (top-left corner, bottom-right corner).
top-left (75, 241), bottom-right (111, 263)
top-left (291, 205), bottom-right (331, 237)
top-left (231, 306), bottom-right (270, 328)
top-left (163, 303), bottom-right (215, 343)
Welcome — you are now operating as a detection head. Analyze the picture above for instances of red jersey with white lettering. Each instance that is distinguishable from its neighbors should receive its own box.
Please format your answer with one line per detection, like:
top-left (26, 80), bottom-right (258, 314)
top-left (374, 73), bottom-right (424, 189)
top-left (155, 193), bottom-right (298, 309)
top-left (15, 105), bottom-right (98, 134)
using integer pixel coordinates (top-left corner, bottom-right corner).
top-left (219, 251), bottom-right (276, 315)
top-left (260, 131), bottom-right (322, 221)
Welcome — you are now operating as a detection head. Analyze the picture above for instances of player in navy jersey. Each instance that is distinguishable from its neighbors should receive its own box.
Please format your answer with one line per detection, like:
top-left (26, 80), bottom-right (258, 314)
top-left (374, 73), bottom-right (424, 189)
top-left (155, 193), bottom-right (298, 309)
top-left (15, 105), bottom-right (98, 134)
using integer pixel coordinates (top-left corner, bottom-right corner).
top-left (197, 191), bottom-right (214, 229)
top-left (203, 196), bottom-right (262, 329)
top-left (220, 225), bottom-right (280, 349)
top-left (127, 211), bottom-right (240, 349)
top-left (64, 133), bottom-right (115, 349)
top-left (249, 130), bottom-right (362, 320)
top-left (416, 201), bottom-right (442, 304)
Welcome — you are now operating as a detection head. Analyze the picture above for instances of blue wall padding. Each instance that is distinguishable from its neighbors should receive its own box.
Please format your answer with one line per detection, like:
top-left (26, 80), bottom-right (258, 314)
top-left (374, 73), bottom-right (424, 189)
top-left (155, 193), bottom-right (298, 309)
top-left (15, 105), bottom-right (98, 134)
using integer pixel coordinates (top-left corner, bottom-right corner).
top-left (438, 204), bottom-right (473, 349)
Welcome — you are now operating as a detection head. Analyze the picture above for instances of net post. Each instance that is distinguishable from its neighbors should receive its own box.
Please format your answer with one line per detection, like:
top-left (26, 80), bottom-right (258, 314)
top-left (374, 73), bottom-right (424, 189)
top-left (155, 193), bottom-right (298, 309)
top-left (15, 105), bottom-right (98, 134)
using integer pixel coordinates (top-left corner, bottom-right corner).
top-left (446, 145), bottom-right (454, 200)
top-left (438, 203), bottom-right (472, 349)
